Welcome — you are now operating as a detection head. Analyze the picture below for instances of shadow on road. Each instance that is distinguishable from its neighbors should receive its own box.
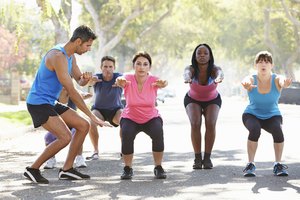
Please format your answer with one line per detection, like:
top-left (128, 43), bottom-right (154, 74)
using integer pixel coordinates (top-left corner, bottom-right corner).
top-left (1, 150), bottom-right (299, 199)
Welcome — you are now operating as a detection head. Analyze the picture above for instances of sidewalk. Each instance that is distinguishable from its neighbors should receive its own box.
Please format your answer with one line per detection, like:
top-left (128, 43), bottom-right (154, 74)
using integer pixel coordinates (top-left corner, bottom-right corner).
top-left (0, 97), bottom-right (300, 200)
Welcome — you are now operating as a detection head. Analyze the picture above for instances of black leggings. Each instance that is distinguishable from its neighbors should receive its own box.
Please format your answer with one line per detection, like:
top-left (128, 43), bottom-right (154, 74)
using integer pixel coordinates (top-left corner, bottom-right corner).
top-left (242, 113), bottom-right (284, 143)
top-left (120, 117), bottom-right (164, 155)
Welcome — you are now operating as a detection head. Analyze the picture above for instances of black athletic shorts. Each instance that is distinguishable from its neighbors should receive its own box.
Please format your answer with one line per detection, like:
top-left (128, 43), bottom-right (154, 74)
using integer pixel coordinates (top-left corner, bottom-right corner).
top-left (27, 102), bottom-right (69, 128)
top-left (91, 107), bottom-right (122, 127)
top-left (184, 93), bottom-right (222, 109)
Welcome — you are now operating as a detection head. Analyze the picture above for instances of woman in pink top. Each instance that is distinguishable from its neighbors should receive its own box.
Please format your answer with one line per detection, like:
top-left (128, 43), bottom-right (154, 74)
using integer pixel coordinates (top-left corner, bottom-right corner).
top-left (115, 51), bottom-right (168, 180)
top-left (183, 43), bottom-right (224, 170)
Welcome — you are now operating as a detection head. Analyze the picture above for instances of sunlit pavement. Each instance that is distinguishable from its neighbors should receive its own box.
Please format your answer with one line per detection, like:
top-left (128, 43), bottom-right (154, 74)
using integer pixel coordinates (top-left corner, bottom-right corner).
top-left (0, 95), bottom-right (300, 200)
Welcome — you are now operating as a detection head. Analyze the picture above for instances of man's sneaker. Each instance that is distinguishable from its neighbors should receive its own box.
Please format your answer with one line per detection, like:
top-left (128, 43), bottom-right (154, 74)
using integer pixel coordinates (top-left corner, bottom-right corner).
top-left (273, 163), bottom-right (289, 176)
top-left (121, 166), bottom-right (133, 180)
top-left (203, 158), bottom-right (213, 169)
top-left (44, 157), bottom-right (57, 169)
top-left (75, 155), bottom-right (87, 168)
top-left (86, 152), bottom-right (99, 161)
top-left (58, 168), bottom-right (90, 180)
top-left (193, 158), bottom-right (202, 169)
top-left (23, 167), bottom-right (49, 184)
top-left (154, 165), bottom-right (167, 179)
top-left (243, 162), bottom-right (256, 177)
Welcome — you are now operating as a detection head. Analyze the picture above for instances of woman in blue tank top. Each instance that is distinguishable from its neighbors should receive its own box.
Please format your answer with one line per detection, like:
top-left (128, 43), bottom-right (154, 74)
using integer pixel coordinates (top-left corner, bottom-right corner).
top-left (241, 51), bottom-right (292, 177)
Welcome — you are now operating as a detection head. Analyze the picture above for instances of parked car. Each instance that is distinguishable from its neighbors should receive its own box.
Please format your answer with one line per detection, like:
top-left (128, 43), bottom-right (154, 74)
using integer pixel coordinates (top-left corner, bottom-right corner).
top-left (279, 81), bottom-right (300, 105)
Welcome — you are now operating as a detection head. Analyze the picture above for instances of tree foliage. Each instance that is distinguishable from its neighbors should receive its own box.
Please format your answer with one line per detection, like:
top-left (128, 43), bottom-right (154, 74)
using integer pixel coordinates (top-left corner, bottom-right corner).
top-left (3, 0), bottom-right (300, 90)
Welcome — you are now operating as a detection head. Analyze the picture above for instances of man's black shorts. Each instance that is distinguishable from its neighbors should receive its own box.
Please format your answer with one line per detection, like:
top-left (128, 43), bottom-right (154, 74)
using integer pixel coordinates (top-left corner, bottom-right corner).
top-left (27, 103), bottom-right (69, 128)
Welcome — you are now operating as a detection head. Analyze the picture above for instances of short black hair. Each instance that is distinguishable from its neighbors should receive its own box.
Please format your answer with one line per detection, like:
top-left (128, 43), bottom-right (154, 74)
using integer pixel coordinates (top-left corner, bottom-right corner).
top-left (70, 25), bottom-right (97, 43)
top-left (101, 56), bottom-right (116, 66)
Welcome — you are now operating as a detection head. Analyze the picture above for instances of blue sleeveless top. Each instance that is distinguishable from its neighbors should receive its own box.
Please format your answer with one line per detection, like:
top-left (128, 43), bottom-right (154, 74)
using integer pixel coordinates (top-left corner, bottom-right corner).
top-left (27, 44), bottom-right (73, 105)
top-left (244, 74), bottom-right (281, 119)
top-left (92, 72), bottom-right (123, 110)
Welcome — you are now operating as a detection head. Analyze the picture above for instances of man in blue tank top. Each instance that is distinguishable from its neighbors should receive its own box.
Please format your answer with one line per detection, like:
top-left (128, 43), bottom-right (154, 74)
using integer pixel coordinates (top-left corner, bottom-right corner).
top-left (241, 51), bottom-right (292, 177)
top-left (24, 25), bottom-right (111, 184)
top-left (86, 56), bottom-right (123, 160)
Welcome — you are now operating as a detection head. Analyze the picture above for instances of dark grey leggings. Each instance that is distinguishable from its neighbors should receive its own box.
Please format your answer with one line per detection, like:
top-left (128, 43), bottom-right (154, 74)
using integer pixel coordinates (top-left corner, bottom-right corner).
top-left (120, 117), bottom-right (164, 155)
top-left (242, 113), bottom-right (284, 143)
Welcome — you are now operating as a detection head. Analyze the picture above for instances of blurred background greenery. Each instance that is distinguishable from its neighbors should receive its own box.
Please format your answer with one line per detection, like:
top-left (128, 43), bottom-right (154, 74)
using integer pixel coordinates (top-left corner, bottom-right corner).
top-left (1, 0), bottom-right (300, 98)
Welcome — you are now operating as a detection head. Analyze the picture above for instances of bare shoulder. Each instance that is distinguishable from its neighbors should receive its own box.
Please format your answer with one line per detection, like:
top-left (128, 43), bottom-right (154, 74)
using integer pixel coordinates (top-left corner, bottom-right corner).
top-left (45, 49), bottom-right (65, 63)
top-left (45, 50), bottom-right (66, 71)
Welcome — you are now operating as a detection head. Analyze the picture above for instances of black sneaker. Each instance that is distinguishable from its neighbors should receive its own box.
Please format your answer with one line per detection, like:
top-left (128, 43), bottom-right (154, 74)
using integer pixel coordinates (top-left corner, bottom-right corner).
top-left (58, 168), bottom-right (90, 180)
top-left (154, 165), bottom-right (167, 179)
top-left (23, 167), bottom-right (49, 184)
top-left (243, 162), bottom-right (256, 177)
top-left (273, 163), bottom-right (288, 176)
top-left (193, 158), bottom-right (202, 169)
top-left (203, 158), bottom-right (213, 169)
top-left (121, 166), bottom-right (133, 180)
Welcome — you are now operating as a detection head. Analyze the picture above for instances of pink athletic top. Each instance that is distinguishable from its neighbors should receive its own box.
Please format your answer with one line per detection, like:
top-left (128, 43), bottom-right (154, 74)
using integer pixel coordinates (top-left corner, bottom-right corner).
top-left (188, 77), bottom-right (218, 101)
top-left (121, 74), bottom-right (160, 124)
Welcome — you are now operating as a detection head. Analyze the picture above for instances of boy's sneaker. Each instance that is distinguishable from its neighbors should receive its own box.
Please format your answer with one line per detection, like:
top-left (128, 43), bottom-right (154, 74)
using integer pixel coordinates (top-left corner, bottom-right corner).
top-left (121, 166), bottom-right (133, 180)
top-left (203, 158), bottom-right (213, 169)
top-left (193, 158), bottom-right (202, 169)
top-left (86, 152), bottom-right (99, 161)
top-left (75, 155), bottom-right (87, 168)
top-left (273, 163), bottom-right (288, 176)
top-left (58, 168), bottom-right (90, 180)
top-left (154, 165), bottom-right (167, 179)
top-left (243, 162), bottom-right (256, 177)
top-left (44, 157), bottom-right (57, 169)
top-left (23, 167), bottom-right (49, 184)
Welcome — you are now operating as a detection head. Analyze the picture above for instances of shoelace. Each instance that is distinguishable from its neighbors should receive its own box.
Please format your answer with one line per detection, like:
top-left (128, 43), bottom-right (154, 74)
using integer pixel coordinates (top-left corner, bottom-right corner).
top-left (275, 163), bottom-right (288, 171)
top-left (243, 163), bottom-right (254, 172)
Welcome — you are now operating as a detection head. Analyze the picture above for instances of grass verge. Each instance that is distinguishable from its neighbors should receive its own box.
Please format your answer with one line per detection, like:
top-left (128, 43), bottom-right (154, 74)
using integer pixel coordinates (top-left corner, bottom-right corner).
top-left (0, 111), bottom-right (32, 125)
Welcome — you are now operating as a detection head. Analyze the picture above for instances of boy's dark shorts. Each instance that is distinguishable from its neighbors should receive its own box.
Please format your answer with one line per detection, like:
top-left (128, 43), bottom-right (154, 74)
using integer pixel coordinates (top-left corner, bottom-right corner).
top-left (91, 107), bottom-right (122, 127)
top-left (27, 103), bottom-right (69, 128)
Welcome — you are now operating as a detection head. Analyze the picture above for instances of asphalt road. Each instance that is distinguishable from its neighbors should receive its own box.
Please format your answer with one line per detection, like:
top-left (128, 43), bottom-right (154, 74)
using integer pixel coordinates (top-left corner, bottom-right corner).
top-left (0, 93), bottom-right (300, 200)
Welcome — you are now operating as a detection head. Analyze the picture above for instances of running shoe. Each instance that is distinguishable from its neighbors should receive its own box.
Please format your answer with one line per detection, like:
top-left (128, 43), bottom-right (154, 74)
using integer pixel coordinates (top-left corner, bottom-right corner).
top-left (154, 165), bottom-right (167, 179)
top-left (193, 158), bottom-right (202, 169)
top-left (203, 158), bottom-right (213, 169)
top-left (273, 163), bottom-right (288, 176)
top-left (44, 157), bottom-right (57, 169)
top-left (86, 152), bottom-right (99, 161)
top-left (23, 167), bottom-right (49, 184)
top-left (121, 166), bottom-right (133, 180)
top-left (58, 168), bottom-right (90, 180)
top-left (75, 155), bottom-right (87, 168)
top-left (243, 162), bottom-right (256, 177)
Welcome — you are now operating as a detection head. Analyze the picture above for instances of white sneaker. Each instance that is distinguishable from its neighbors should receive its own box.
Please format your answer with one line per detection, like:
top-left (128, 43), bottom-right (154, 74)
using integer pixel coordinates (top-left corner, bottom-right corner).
top-left (75, 155), bottom-right (87, 168)
top-left (44, 157), bottom-right (56, 169)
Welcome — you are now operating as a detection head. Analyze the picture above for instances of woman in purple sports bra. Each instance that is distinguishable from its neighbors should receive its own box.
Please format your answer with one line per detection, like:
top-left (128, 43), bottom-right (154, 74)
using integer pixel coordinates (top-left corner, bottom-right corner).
top-left (183, 43), bottom-right (224, 170)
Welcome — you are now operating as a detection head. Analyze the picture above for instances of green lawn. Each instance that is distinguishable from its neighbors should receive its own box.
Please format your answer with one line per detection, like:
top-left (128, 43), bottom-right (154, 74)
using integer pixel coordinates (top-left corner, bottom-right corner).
top-left (0, 110), bottom-right (32, 125)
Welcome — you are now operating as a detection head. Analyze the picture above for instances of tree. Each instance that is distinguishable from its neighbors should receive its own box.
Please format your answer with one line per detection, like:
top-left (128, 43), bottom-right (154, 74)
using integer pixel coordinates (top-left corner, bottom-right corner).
top-left (36, 0), bottom-right (72, 43)
top-left (0, 26), bottom-right (26, 76)
top-left (263, 0), bottom-right (300, 79)
top-left (79, 0), bottom-right (175, 69)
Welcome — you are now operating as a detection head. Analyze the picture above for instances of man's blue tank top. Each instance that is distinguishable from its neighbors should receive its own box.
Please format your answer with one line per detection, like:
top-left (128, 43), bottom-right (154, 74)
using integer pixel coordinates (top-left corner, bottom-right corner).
top-left (92, 73), bottom-right (123, 110)
top-left (27, 44), bottom-right (72, 105)
top-left (244, 74), bottom-right (281, 119)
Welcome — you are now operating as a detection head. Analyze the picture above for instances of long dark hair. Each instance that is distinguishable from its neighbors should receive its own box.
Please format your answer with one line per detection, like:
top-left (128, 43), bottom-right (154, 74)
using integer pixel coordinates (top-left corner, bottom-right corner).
top-left (191, 43), bottom-right (214, 82)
